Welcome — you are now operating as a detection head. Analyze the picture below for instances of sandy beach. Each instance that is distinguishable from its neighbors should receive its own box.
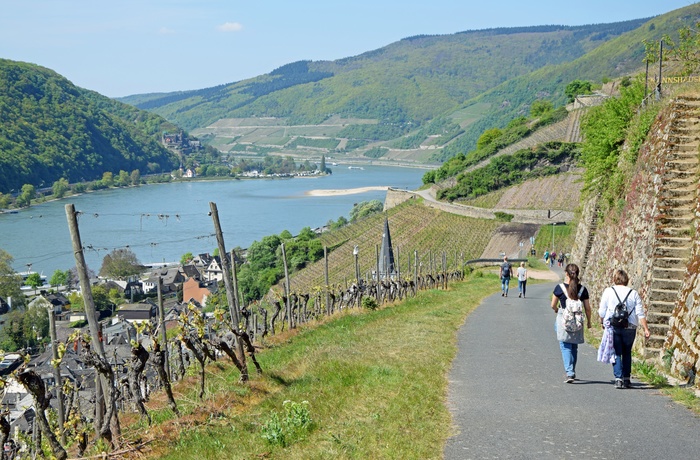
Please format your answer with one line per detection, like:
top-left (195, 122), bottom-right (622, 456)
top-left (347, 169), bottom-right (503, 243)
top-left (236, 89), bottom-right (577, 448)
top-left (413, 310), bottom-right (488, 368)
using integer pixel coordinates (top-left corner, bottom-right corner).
top-left (306, 186), bottom-right (390, 196)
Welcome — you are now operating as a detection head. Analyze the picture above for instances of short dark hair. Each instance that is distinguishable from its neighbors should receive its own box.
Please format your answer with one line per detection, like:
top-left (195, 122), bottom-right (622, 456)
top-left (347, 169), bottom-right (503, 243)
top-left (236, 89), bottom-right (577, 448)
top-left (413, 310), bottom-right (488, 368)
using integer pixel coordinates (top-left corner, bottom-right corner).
top-left (613, 269), bottom-right (629, 286)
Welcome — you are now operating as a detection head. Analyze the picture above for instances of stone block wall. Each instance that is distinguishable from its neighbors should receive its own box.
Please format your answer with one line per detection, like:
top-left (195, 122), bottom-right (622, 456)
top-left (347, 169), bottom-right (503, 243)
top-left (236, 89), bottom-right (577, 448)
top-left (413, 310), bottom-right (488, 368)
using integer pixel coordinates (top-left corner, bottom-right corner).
top-left (577, 100), bottom-right (700, 388)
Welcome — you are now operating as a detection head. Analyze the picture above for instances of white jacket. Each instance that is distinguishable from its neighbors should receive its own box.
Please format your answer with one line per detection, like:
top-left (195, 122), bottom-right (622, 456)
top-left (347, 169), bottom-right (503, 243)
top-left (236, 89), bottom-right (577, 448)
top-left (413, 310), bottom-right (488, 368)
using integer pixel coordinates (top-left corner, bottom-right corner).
top-left (598, 285), bottom-right (645, 327)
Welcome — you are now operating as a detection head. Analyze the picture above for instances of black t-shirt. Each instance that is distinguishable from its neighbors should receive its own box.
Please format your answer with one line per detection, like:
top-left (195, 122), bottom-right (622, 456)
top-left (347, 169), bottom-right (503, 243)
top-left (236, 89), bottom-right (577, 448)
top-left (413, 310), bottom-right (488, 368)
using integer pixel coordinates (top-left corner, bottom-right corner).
top-left (500, 262), bottom-right (512, 278)
top-left (553, 283), bottom-right (589, 309)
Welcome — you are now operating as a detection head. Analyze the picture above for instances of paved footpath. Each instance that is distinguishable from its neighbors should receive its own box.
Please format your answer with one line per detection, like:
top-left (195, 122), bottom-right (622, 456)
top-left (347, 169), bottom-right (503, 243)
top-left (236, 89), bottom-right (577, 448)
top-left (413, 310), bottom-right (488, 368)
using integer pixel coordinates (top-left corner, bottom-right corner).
top-left (444, 280), bottom-right (700, 459)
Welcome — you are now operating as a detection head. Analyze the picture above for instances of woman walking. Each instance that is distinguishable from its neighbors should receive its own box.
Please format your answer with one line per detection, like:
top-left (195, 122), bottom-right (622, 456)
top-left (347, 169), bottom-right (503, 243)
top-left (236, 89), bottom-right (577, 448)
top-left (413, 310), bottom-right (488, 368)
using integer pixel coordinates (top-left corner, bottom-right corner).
top-left (598, 269), bottom-right (650, 388)
top-left (551, 263), bottom-right (592, 383)
top-left (517, 262), bottom-right (528, 298)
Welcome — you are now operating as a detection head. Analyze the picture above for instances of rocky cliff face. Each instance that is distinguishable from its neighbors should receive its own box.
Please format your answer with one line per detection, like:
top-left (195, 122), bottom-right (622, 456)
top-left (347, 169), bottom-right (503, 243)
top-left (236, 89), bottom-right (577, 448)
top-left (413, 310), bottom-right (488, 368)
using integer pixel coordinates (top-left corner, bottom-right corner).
top-left (574, 96), bottom-right (700, 389)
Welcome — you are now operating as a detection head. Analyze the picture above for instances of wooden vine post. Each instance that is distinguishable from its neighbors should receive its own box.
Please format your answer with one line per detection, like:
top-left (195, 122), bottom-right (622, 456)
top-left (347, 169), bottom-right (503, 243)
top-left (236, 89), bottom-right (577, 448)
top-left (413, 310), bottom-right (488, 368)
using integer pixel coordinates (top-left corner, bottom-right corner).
top-left (48, 308), bottom-right (66, 445)
top-left (209, 202), bottom-right (248, 381)
top-left (65, 203), bottom-right (120, 444)
top-left (157, 276), bottom-right (169, 377)
top-left (281, 242), bottom-right (293, 329)
top-left (324, 246), bottom-right (331, 316)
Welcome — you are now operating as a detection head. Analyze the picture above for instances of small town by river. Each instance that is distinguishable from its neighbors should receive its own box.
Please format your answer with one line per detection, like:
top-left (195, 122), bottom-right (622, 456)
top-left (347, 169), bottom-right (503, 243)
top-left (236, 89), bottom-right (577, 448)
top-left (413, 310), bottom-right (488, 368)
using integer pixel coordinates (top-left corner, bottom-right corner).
top-left (0, 165), bottom-right (426, 276)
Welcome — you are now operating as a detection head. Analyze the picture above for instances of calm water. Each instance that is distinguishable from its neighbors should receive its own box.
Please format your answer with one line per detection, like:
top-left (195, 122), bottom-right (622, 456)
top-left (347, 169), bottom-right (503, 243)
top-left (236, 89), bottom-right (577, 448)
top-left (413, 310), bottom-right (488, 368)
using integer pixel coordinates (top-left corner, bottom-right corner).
top-left (0, 166), bottom-right (425, 276)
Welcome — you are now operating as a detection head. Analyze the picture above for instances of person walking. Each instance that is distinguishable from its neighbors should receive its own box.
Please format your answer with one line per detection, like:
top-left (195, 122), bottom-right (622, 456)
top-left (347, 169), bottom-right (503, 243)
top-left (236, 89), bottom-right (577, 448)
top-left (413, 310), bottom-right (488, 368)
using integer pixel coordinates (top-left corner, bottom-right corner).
top-left (597, 269), bottom-right (651, 389)
top-left (551, 263), bottom-right (592, 383)
top-left (517, 262), bottom-right (528, 298)
top-left (499, 256), bottom-right (513, 297)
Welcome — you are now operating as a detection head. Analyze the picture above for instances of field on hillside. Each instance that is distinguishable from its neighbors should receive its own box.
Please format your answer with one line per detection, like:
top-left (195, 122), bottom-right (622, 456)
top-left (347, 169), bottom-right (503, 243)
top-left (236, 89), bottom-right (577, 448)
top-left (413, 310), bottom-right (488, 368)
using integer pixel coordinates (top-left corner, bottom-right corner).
top-left (286, 200), bottom-right (501, 293)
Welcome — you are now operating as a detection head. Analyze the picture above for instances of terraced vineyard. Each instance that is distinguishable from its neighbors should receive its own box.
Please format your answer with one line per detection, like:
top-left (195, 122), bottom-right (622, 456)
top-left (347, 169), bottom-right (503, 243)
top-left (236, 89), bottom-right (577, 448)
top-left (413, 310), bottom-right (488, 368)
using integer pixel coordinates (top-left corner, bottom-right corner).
top-left (285, 200), bottom-right (501, 293)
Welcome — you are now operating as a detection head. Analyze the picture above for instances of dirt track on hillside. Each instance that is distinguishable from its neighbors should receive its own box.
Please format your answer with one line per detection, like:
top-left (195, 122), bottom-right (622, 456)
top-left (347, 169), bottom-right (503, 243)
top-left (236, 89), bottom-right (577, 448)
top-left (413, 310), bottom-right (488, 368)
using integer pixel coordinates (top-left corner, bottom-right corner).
top-left (479, 222), bottom-right (541, 259)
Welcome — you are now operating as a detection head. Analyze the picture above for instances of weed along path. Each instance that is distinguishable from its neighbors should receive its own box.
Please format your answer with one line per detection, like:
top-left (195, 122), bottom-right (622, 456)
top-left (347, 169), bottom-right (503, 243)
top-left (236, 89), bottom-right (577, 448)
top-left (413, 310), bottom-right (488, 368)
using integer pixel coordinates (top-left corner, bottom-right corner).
top-left (444, 281), bottom-right (700, 459)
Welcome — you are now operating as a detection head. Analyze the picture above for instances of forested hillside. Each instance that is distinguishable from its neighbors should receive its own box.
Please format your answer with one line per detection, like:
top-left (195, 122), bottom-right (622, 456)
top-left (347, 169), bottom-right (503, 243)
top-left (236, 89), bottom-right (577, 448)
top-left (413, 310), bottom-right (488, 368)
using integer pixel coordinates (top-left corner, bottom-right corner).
top-left (441, 5), bottom-right (700, 158)
top-left (120, 19), bottom-right (650, 134)
top-left (0, 59), bottom-right (180, 194)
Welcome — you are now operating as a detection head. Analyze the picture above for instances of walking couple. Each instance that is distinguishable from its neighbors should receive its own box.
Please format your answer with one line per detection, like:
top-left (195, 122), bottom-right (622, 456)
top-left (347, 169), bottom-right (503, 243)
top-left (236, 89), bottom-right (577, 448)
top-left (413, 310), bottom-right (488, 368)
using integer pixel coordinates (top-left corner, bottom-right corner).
top-left (499, 256), bottom-right (527, 298)
top-left (551, 265), bottom-right (650, 386)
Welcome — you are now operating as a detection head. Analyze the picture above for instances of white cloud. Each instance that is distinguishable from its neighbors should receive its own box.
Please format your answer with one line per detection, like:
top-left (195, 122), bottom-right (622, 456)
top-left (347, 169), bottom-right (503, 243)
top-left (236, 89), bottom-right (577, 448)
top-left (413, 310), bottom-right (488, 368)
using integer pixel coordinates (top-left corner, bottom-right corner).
top-left (158, 27), bottom-right (176, 35)
top-left (217, 22), bottom-right (243, 32)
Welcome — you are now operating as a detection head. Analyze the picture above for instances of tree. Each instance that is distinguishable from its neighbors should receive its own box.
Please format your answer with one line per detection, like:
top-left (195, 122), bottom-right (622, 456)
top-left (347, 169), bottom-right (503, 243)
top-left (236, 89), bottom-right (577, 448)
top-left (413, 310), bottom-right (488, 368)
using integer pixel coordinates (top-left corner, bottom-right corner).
top-left (99, 248), bottom-right (145, 280)
top-left (15, 184), bottom-right (36, 207)
top-left (101, 171), bottom-right (114, 188)
top-left (0, 192), bottom-right (9, 209)
top-left (25, 273), bottom-right (44, 293)
top-left (68, 266), bottom-right (96, 290)
top-left (49, 269), bottom-right (70, 289)
top-left (320, 155), bottom-right (327, 173)
top-left (91, 285), bottom-right (114, 312)
top-left (130, 169), bottom-right (141, 186)
top-left (180, 252), bottom-right (194, 265)
top-left (117, 170), bottom-right (130, 187)
top-left (530, 100), bottom-right (553, 117)
top-left (565, 80), bottom-right (592, 103)
top-left (0, 250), bottom-right (24, 308)
top-left (476, 128), bottom-right (502, 150)
top-left (0, 305), bottom-right (49, 351)
top-left (52, 178), bottom-right (70, 199)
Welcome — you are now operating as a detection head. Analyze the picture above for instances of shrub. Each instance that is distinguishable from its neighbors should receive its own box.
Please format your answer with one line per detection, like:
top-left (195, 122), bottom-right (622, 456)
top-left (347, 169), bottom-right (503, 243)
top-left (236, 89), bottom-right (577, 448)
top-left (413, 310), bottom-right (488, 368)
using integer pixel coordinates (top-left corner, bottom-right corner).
top-left (494, 212), bottom-right (514, 222)
top-left (362, 297), bottom-right (379, 311)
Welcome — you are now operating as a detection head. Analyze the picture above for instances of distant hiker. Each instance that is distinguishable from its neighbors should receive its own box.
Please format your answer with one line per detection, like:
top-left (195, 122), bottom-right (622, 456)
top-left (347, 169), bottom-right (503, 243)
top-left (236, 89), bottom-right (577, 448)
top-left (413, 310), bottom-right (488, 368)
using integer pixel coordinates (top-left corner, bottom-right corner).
top-left (550, 251), bottom-right (556, 267)
top-left (544, 250), bottom-right (549, 263)
top-left (558, 253), bottom-right (564, 267)
top-left (499, 256), bottom-right (513, 297)
top-left (597, 269), bottom-right (650, 389)
top-left (517, 262), bottom-right (528, 298)
top-left (551, 263), bottom-right (592, 383)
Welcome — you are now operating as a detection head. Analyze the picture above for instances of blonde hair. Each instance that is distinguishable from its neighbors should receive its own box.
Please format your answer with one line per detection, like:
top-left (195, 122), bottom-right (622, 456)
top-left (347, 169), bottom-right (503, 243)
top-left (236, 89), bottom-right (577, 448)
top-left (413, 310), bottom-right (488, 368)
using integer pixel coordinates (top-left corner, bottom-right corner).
top-left (520, 262), bottom-right (525, 267)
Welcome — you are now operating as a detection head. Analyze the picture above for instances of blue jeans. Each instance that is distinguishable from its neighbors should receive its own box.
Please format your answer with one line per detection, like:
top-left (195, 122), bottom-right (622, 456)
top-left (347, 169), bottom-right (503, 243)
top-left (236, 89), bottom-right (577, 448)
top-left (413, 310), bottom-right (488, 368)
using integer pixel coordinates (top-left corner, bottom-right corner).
top-left (501, 277), bottom-right (510, 294)
top-left (612, 327), bottom-right (636, 379)
top-left (518, 279), bottom-right (527, 296)
top-left (559, 341), bottom-right (578, 377)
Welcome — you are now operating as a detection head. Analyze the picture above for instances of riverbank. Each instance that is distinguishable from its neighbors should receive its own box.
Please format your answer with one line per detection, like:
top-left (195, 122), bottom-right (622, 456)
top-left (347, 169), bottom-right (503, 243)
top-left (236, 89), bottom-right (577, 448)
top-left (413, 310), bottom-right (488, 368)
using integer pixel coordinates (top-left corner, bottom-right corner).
top-left (305, 186), bottom-right (389, 197)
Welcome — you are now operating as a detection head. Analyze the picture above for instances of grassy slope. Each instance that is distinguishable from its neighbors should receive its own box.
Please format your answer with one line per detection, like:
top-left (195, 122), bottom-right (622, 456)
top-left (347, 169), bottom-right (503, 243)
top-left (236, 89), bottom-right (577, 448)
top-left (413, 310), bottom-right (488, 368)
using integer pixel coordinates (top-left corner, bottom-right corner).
top-left (132, 274), bottom-right (500, 459)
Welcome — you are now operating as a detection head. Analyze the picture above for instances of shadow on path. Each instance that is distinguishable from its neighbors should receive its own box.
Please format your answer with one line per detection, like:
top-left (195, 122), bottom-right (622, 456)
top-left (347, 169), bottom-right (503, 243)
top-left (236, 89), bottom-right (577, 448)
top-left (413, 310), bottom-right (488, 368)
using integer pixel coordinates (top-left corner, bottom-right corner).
top-left (444, 281), bottom-right (700, 459)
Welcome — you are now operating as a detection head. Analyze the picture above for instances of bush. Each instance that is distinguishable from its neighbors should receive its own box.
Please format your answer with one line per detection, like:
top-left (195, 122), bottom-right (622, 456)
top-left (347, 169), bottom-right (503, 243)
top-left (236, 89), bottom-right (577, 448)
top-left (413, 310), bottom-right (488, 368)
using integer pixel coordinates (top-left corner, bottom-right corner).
top-left (494, 212), bottom-right (514, 222)
top-left (362, 297), bottom-right (379, 310)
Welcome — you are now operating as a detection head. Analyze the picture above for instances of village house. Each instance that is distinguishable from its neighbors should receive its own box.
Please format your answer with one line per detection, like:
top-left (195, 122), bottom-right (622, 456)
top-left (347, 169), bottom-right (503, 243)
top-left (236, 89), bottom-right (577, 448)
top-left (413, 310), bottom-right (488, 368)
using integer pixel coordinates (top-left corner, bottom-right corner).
top-left (183, 277), bottom-right (218, 306)
top-left (28, 292), bottom-right (72, 319)
top-left (142, 267), bottom-right (184, 294)
top-left (116, 301), bottom-right (158, 324)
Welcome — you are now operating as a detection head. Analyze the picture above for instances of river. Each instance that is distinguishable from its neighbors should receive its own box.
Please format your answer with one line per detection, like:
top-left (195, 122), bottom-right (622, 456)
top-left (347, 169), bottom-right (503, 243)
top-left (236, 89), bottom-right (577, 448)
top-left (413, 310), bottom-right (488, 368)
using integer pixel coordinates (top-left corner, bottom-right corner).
top-left (0, 165), bottom-right (426, 276)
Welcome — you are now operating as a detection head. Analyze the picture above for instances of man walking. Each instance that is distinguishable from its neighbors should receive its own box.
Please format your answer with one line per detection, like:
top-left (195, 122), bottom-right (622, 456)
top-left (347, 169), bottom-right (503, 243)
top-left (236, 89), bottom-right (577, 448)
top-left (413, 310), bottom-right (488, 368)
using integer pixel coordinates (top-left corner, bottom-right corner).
top-left (500, 256), bottom-right (513, 297)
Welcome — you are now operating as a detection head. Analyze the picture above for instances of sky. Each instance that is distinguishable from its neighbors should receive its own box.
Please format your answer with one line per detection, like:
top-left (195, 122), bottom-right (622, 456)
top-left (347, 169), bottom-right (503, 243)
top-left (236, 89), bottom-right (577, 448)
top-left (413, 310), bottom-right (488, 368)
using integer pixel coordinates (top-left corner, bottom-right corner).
top-left (0, 0), bottom-right (696, 98)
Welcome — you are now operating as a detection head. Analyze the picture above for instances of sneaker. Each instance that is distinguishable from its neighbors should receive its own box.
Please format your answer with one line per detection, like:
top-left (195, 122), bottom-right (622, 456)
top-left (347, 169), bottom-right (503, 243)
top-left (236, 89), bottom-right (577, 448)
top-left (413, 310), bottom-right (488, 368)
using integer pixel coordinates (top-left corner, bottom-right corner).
top-left (518, 293), bottom-right (522, 298)
top-left (623, 378), bottom-right (631, 388)
top-left (501, 292), bottom-right (505, 297)
top-left (615, 379), bottom-right (624, 389)
top-left (565, 375), bottom-right (575, 383)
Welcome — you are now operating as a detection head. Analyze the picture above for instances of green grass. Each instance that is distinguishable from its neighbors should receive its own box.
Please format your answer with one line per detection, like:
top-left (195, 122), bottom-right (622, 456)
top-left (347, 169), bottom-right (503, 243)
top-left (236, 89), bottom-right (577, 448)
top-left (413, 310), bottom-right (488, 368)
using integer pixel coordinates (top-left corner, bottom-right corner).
top-left (533, 222), bottom-right (575, 255)
top-left (137, 274), bottom-right (500, 459)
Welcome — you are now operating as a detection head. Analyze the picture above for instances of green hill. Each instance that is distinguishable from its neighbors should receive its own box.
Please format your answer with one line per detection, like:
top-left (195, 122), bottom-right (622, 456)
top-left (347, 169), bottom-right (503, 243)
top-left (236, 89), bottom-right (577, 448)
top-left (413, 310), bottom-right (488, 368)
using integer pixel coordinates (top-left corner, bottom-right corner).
top-left (118, 19), bottom-right (649, 135)
top-left (117, 5), bottom-right (700, 165)
top-left (0, 59), bottom-right (181, 194)
top-left (440, 5), bottom-right (700, 159)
